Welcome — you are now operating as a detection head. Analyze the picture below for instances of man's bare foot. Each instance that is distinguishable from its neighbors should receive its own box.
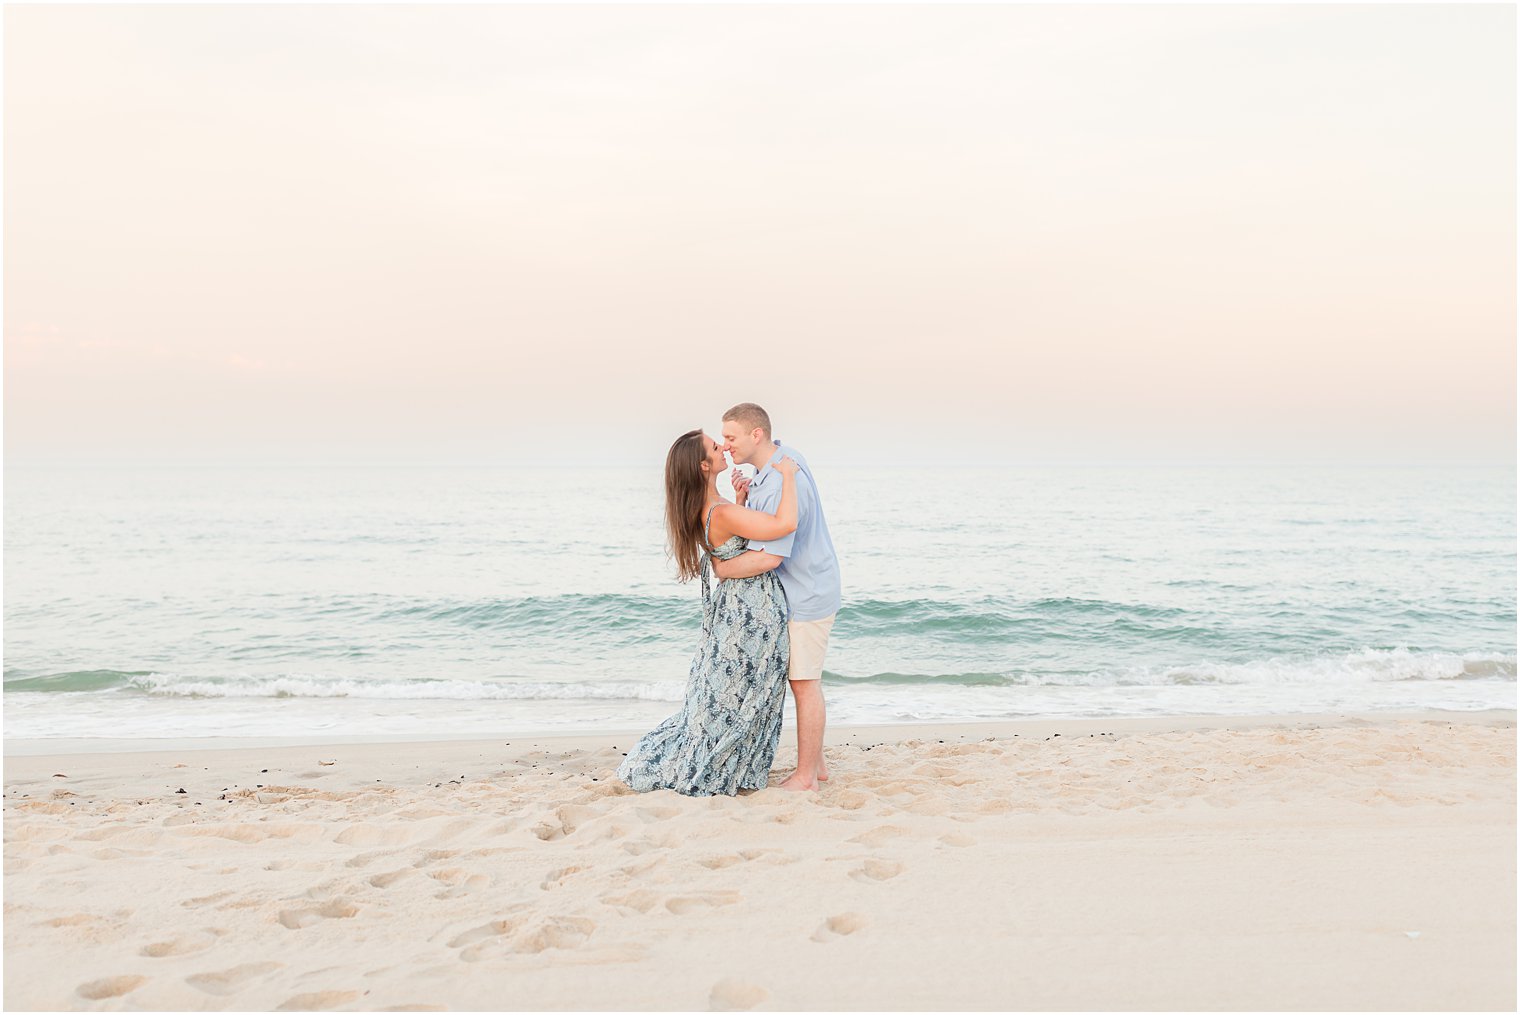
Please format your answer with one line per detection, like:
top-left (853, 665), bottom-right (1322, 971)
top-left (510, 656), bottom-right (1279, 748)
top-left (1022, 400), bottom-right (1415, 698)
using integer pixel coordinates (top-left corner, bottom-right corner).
top-left (817, 766), bottom-right (830, 783)
top-left (778, 771), bottom-right (820, 792)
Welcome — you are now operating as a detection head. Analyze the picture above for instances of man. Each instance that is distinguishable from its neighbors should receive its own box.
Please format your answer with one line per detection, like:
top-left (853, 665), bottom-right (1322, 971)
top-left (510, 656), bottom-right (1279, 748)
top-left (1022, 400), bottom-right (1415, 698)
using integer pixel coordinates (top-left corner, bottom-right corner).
top-left (715, 402), bottom-right (841, 792)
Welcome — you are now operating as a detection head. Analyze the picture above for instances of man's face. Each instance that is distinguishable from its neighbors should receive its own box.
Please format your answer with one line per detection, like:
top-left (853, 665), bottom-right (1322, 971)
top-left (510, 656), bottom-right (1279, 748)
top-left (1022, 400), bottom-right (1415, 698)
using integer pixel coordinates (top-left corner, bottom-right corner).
top-left (720, 420), bottom-right (763, 466)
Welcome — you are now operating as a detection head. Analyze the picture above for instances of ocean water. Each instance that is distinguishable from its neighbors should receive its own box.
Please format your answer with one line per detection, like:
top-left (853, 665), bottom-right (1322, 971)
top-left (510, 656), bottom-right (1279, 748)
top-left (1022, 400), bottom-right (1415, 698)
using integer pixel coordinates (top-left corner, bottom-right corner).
top-left (3, 465), bottom-right (1514, 741)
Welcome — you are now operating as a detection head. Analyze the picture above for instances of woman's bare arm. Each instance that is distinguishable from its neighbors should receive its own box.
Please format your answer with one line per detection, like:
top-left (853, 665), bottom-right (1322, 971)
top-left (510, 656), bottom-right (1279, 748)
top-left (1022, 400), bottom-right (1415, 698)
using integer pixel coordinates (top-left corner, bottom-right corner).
top-left (712, 457), bottom-right (799, 543)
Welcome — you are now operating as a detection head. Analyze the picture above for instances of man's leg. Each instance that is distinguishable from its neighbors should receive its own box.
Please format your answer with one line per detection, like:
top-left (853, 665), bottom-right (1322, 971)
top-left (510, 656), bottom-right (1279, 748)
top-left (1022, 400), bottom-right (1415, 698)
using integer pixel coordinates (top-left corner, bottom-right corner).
top-left (780, 679), bottom-right (826, 791)
top-left (778, 614), bottom-right (835, 791)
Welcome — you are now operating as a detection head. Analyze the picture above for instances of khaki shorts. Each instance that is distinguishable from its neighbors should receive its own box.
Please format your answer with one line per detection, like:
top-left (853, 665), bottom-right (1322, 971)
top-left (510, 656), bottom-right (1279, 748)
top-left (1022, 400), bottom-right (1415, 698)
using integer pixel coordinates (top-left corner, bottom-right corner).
top-left (786, 614), bottom-right (836, 681)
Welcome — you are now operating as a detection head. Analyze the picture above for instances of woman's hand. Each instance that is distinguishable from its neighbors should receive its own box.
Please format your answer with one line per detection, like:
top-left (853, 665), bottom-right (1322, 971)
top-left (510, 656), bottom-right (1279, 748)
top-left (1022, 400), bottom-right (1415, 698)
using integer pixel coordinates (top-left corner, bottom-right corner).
top-left (711, 456), bottom-right (801, 543)
top-left (731, 473), bottom-right (751, 506)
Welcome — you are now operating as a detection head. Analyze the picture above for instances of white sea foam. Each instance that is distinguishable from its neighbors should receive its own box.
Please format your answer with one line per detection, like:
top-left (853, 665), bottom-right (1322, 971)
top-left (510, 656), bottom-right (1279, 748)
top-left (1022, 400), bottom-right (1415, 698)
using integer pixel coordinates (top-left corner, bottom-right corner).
top-left (108, 648), bottom-right (1514, 704)
top-left (1111, 648), bottom-right (1515, 687)
top-left (124, 673), bottom-right (689, 702)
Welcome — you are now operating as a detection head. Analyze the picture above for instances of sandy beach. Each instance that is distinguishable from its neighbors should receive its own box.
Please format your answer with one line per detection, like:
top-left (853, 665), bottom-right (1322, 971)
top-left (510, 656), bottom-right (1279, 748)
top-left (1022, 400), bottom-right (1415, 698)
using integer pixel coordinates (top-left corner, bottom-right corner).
top-left (4, 710), bottom-right (1514, 1011)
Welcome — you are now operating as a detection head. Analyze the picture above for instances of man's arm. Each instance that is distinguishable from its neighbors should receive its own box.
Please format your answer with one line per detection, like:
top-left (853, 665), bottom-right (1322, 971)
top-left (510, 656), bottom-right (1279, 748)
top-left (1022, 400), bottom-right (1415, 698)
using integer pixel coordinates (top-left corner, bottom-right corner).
top-left (712, 550), bottom-right (784, 581)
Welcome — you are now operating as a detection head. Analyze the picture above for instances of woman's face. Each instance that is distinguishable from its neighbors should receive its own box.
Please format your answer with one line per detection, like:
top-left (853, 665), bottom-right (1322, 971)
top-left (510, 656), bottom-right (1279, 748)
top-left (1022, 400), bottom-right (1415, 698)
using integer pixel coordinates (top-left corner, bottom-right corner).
top-left (700, 433), bottom-right (728, 479)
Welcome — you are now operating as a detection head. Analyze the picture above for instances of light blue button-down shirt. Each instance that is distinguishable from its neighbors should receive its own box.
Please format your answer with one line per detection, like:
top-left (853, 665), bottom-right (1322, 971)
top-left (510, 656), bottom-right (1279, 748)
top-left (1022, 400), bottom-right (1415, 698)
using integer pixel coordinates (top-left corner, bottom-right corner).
top-left (746, 441), bottom-right (841, 622)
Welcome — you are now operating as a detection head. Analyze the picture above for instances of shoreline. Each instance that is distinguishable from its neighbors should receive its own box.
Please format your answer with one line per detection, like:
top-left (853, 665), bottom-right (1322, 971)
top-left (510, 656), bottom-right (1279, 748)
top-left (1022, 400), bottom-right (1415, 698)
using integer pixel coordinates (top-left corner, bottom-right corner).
top-left (5, 706), bottom-right (1512, 761)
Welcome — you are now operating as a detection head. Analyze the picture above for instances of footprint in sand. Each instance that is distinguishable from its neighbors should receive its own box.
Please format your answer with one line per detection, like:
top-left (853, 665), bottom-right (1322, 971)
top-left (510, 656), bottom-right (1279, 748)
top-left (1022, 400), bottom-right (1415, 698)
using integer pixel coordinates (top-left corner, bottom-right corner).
top-left (181, 822), bottom-right (320, 845)
top-left (182, 891), bottom-right (233, 909)
top-left (335, 824), bottom-right (411, 848)
top-left (277, 899), bottom-right (359, 930)
top-left (185, 962), bottom-right (284, 996)
top-left (709, 977), bottom-right (768, 1011)
top-left (616, 854), bottom-right (666, 880)
top-left (697, 855), bottom-right (744, 870)
top-left (848, 825), bottom-right (907, 847)
top-left (275, 989), bottom-right (362, 1011)
top-left (698, 847), bottom-right (792, 870)
top-left (666, 891), bottom-right (741, 915)
top-left (434, 874), bottom-right (489, 900)
top-left (446, 918), bottom-right (517, 962)
top-left (829, 790), bottom-right (871, 811)
top-left (620, 831), bottom-right (678, 857)
top-left (635, 804), bottom-right (681, 823)
top-left (531, 821), bottom-right (567, 842)
top-left (849, 859), bottom-right (904, 883)
top-left (76, 975), bottom-right (147, 1000)
top-left (513, 916), bottom-right (595, 953)
top-left (482, 818), bottom-right (520, 837)
top-left (140, 930), bottom-right (219, 958)
top-left (739, 806), bottom-right (798, 825)
top-left (368, 868), bottom-right (416, 889)
top-left (541, 864), bottom-right (589, 889)
top-left (303, 878), bottom-right (352, 901)
top-left (811, 912), bottom-right (868, 942)
top-left (619, 840), bottom-right (652, 856)
top-left (344, 850), bottom-right (391, 869)
top-left (581, 818), bottom-right (634, 843)
top-left (582, 779), bottom-right (634, 801)
top-left (905, 797), bottom-right (953, 817)
top-left (38, 913), bottom-right (104, 929)
top-left (532, 804), bottom-right (600, 841)
top-left (410, 849), bottom-right (458, 868)
top-left (601, 889), bottom-right (661, 915)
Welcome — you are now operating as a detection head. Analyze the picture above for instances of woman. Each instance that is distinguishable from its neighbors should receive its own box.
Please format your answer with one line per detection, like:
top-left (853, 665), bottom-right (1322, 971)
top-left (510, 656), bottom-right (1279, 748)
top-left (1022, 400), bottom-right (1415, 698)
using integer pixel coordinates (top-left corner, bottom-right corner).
top-left (617, 429), bottom-right (799, 797)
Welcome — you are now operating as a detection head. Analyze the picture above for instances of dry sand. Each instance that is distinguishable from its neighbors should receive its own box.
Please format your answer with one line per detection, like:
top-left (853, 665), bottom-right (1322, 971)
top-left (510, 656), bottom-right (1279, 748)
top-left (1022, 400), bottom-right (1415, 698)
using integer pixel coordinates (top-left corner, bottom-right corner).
top-left (4, 711), bottom-right (1515, 1011)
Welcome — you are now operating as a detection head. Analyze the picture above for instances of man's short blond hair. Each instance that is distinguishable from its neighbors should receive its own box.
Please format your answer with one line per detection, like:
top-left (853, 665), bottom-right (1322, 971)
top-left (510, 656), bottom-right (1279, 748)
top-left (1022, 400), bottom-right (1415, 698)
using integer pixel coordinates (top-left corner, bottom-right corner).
top-left (722, 402), bottom-right (772, 439)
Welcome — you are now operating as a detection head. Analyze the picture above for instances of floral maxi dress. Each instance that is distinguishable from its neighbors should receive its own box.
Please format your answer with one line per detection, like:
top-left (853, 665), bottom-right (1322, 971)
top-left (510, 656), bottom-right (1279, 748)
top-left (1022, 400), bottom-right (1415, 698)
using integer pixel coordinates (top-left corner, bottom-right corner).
top-left (617, 509), bottom-right (790, 797)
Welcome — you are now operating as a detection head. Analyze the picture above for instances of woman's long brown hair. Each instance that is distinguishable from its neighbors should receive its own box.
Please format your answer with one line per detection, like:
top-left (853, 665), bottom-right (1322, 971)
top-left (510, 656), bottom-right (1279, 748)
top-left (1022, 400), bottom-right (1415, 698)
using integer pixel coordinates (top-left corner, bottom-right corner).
top-left (664, 429), bottom-right (710, 582)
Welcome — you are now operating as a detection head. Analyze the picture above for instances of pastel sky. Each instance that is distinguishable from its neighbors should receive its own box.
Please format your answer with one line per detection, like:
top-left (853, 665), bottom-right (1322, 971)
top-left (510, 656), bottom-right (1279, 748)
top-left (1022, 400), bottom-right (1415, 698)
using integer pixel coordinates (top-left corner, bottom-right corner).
top-left (4, 3), bottom-right (1514, 467)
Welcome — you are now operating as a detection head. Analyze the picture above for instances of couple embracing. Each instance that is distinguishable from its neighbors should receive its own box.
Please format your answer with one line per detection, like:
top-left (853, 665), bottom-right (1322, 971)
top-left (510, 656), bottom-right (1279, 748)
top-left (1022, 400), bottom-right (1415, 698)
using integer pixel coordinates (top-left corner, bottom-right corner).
top-left (617, 402), bottom-right (841, 797)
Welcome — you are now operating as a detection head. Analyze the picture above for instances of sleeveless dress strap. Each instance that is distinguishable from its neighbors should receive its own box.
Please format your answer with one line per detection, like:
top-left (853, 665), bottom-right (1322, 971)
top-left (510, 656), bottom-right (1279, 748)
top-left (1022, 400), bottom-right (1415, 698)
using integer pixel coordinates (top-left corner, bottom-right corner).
top-left (703, 503), bottom-right (721, 551)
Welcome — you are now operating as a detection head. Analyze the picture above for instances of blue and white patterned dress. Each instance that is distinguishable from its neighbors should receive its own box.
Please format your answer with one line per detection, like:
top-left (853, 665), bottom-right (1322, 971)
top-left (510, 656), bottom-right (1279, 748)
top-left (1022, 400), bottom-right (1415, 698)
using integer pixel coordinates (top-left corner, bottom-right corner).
top-left (617, 506), bottom-right (790, 796)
